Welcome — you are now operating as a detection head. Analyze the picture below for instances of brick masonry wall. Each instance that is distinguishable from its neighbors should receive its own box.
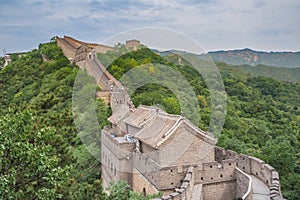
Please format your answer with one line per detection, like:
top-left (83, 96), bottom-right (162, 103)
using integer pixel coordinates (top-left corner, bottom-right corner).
top-left (153, 166), bottom-right (195, 200)
top-left (101, 130), bottom-right (135, 185)
top-left (56, 37), bottom-right (76, 60)
top-left (194, 159), bottom-right (236, 185)
top-left (202, 180), bottom-right (236, 200)
top-left (95, 45), bottom-right (114, 53)
top-left (133, 152), bottom-right (160, 189)
top-left (158, 166), bottom-right (188, 190)
top-left (235, 167), bottom-right (253, 200)
top-left (101, 131), bottom-right (121, 183)
top-left (193, 159), bottom-right (237, 200)
top-left (132, 168), bottom-right (159, 195)
top-left (215, 146), bottom-right (285, 199)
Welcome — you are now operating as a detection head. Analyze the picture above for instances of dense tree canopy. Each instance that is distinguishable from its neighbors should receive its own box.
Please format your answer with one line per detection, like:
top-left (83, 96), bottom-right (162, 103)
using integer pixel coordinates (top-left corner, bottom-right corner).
top-left (105, 48), bottom-right (300, 199)
top-left (0, 41), bottom-right (161, 199)
top-left (0, 57), bottom-right (4, 68)
top-left (0, 40), bottom-right (299, 199)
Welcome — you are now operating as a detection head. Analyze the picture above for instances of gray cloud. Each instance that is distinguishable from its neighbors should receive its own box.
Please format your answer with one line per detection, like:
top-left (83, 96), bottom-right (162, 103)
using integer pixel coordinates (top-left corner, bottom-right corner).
top-left (0, 0), bottom-right (299, 53)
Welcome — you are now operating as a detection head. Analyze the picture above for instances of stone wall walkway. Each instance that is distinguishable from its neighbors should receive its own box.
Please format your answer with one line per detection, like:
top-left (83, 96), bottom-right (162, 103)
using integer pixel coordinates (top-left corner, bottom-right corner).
top-left (250, 175), bottom-right (270, 200)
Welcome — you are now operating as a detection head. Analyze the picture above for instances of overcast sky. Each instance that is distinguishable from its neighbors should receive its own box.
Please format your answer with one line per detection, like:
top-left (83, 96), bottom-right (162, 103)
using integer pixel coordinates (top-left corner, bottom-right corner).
top-left (0, 0), bottom-right (299, 53)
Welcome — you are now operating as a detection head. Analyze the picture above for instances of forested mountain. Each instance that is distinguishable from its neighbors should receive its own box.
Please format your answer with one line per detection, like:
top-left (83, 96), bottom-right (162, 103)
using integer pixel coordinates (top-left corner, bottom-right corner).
top-left (1, 40), bottom-right (299, 199)
top-left (199, 48), bottom-right (300, 68)
top-left (217, 62), bottom-right (300, 83)
top-left (155, 50), bottom-right (300, 83)
top-left (0, 40), bottom-right (107, 199)
top-left (163, 52), bottom-right (300, 83)
top-left (105, 48), bottom-right (300, 200)
top-left (0, 40), bottom-right (160, 200)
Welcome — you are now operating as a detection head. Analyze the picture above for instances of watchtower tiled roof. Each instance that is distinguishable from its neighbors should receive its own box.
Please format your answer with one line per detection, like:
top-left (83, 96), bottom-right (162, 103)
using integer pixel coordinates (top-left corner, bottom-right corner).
top-left (123, 105), bottom-right (164, 128)
top-left (108, 104), bottom-right (130, 124)
top-left (134, 112), bottom-right (181, 148)
top-left (119, 105), bottom-right (216, 149)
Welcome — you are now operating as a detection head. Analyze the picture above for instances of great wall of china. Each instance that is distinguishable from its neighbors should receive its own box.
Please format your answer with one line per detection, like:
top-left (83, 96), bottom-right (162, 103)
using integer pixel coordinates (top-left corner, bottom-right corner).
top-left (56, 35), bottom-right (285, 200)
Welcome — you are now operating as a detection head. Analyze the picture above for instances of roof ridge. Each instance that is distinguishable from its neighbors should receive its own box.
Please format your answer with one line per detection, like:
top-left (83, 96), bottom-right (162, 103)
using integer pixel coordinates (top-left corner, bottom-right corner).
top-left (155, 117), bottom-right (184, 148)
top-left (137, 110), bottom-right (158, 127)
top-left (183, 119), bottom-right (216, 144)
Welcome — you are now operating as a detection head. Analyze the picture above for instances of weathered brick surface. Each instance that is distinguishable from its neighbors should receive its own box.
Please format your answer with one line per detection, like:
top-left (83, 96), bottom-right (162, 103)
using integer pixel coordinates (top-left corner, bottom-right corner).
top-left (214, 146), bottom-right (285, 200)
top-left (132, 168), bottom-right (159, 195)
top-left (203, 180), bottom-right (236, 200)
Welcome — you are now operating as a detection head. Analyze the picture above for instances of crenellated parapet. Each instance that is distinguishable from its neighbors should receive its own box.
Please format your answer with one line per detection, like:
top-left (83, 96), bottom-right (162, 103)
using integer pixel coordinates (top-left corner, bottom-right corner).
top-left (56, 36), bottom-right (77, 61)
top-left (63, 35), bottom-right (114, 50)
top-left (56, 35), bottom-right (114, 63)
top-left (153, 166), bottom-right (195, 200)
top-left (215, 146), bottom-right (285, 200)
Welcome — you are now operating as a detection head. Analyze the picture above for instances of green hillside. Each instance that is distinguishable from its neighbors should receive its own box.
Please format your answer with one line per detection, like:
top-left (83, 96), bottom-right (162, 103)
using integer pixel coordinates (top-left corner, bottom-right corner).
top-left (218, 63), bottom-right (300, 83)
top-left (1, 40), bottom-right (299, 199)
top-left (162, 52), bottom-right (300, 83)
top-left (199, 48), bottom-right (300, 68)
top-left (0, 40), bottom-right (108, 199)
top-left (105, 48), bottom-right (300, 199)
top-left (0, 40), bottom-right (160, 200)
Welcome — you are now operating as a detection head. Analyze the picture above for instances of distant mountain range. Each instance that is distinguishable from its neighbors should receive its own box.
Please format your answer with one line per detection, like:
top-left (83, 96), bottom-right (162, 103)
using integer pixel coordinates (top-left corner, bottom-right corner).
top-left (154, 48), bottom-right (300, 68)
top-left (153, 48), bottom-right (300, 83)
top-left (199, 48), bottom-right (300, 68)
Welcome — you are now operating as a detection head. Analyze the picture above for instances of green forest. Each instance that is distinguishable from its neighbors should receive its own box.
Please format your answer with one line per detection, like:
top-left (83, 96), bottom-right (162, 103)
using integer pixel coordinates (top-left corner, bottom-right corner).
top-left (0, 40), bottom-right (299, 199)
top-left (104, 47), bottom-right (300, 199)
top-left (0, 41), bottom-right (161, 200)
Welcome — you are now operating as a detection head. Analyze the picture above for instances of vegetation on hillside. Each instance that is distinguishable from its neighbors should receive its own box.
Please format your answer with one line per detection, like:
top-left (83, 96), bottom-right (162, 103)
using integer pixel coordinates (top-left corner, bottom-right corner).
top-left (1, 39), bottom-right (299, 199)
top-left (0, 57), bottom-right (4, 68)
top-left (198, 48), bottom-right (300, 68)
top-left (0, 40), bottom-right (161, 199)
top-left (104, 48), bottom-right (300, 200)
top-left (217, 62), bottom-right (300, 83)
top-left (164, 53), bottom-right (300, 83)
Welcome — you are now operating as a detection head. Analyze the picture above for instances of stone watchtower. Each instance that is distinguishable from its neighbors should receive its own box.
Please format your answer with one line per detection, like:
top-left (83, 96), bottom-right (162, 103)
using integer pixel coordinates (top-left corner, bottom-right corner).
top-left (101, 104), bottom-right (286, 200)
top-left (125, 39), bottom-right (140, 51)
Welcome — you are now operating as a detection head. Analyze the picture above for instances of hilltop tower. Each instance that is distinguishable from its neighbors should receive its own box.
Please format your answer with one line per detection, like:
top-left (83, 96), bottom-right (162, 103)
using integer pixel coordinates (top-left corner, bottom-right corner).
top-left (102, 104), bottom-right (285, 199)
top-left (126, 39), bottom-right (141, 51)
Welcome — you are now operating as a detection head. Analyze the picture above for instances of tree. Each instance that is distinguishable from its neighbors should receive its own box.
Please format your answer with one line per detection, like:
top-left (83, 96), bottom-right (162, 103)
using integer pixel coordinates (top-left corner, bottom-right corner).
top-left (261, 137), bottom-right (296, 175)
top-left (0, 57), bottom-right (4, 68)
top-left (0, 107), bottom-right (70, 199)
